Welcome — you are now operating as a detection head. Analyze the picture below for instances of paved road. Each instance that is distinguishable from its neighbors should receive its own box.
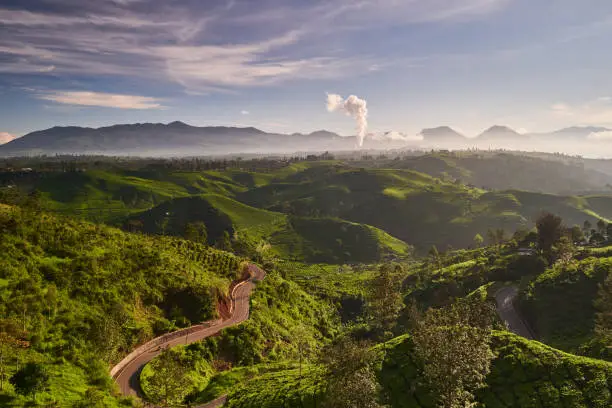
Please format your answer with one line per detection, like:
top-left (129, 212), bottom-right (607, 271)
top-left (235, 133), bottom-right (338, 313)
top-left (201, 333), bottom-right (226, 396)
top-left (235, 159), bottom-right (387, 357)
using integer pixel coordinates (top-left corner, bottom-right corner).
top-left (112, 264), bottom-right (265, 405)
top-left (494, 285), bottom-right (535, 340)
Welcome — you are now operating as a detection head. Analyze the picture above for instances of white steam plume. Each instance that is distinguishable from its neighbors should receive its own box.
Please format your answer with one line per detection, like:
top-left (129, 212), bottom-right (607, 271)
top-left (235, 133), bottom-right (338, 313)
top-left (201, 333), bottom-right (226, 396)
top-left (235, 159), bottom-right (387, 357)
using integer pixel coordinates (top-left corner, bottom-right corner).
top-left (326, 93), bottom-right (368, 147)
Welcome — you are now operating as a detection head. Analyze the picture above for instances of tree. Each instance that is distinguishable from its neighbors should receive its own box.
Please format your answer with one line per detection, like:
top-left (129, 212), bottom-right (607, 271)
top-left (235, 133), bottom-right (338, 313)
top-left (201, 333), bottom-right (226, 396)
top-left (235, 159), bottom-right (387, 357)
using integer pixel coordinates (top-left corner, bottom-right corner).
top-left (215, 231), bottom-right (233, 252)
top-left (607, 223), bottom-right (612, 243)
top-left (597, 219), bottom-right (606, 235)
top-left (554, 236), bottom-right (575, 265)
top-left (145, 348), bottom-right (192, 407)
top-left (156, 213), bottom-right (170, 236)
top-left (10, 362), bottom-right (49, 400)
top-left (495, 228), bottom-right (505, 247)
top-left (536, 212), bottom-right (564, 260)
top-left (594, 272), bottom-right (611, 357)
top-left (292, 324), bottom-right (312, 380)
top-left (367, 264), bottom-right (404, 337)
top-left (428, 245), bottom-right (440, 268)
top-left (74, 387), bottom-right (107, 408)
top-left (409, 300), bottom-right (495, 408)
top-left (0, 319), bottom-right (29, 391)
top-left (583, 220), bottom-right (592, 239)
top-left (184, 221), bottom-right (208, 245)
top-left (321, 337), bottom-right (382, 408)
top-left (569, 225), bottom-right (585, 243)
top-left (473, 233), bottom-right (484, 248)
top-left (590, 231), bottom-right (606, 246)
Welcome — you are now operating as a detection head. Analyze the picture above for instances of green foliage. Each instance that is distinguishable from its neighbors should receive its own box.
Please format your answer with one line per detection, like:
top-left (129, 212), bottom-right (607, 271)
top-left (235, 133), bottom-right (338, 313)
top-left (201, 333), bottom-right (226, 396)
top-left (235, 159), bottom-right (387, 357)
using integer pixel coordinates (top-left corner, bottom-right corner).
top-left (128, 194), bottom-right (411, 264)
top-left (9, 362), bottom-right (49, 399)
top-left (320, 336), bottom-right (382, 408)
top-left (519, 257), bottom-right (611, 356)
top-left (140, 348), bottom-right (193, 407)
top-left (409, 300), bottom-right (496, 408)
top-left (368, 264), bottom-right (404, 337)
top-left (219, 331), bottom-right (612, 408)
top-left (379, 332), bottom-right (612, 408)
top-left (594, 272), bottom-right (612, 360)
top-left (0, 204), bottom-right (241, 406)
top-left (144, 268), bottom-right (339, 405)
top-left (536, 212), bottom-right (564, 261)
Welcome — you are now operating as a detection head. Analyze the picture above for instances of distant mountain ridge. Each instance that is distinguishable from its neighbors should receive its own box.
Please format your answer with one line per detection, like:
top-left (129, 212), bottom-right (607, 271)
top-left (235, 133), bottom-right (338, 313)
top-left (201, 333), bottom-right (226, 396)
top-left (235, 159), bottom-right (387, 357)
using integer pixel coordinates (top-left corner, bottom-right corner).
top-left (0, 122), bottom-right (348, 156)
top-left (419, 126), bottom-right (466, 142)
top-left (477, 125), bottom-right (524, 140)
top-left (4, 121), bottom-right (612, 157)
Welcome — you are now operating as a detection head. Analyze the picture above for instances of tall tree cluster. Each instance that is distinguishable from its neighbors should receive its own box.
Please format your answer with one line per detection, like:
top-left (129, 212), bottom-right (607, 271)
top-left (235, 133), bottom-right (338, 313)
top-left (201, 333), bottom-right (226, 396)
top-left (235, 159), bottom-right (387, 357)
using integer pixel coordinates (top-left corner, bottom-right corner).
top-left (321, 337), bottom-right (382, 408)
top-left (409, 300), bottom-right (496, 408)
top-left (367, 264), bottom-right (404, 338)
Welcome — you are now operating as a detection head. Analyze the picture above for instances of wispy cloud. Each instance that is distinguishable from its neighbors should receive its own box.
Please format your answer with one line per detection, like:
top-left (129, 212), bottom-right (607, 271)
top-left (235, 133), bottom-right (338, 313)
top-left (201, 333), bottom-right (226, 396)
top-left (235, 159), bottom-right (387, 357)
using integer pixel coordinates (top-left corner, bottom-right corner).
top-left (0, 0), bottom-right (509, 93)
top-left (241, 110), bottom-right (250, 115)
top-left (550, 98), bottom-right (612, 125)
top-left (587, 130), bottom-right (612, 140)
top-left (37, 91), bottom-right (164, 109)
top-left (0, 132), bottom-right (16, 144)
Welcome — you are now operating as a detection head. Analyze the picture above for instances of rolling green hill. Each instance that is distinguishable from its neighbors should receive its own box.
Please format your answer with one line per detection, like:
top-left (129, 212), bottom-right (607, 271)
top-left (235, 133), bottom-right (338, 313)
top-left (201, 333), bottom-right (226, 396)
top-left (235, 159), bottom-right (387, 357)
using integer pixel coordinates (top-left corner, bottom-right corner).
top-left (377, 152), bottom-right (612, 195)
top-left (218, 332), bottom-right (612, 407)
top-left (519, 254), bottom-right (611, 359)
top-left (0, 204), bottom-right (242, 407)
top-left (5, 160), bottom-right (612, 253)
top-left (238, 163), bottom-right (612, 251)
top-left (127, 194), bottom-right (412, 264)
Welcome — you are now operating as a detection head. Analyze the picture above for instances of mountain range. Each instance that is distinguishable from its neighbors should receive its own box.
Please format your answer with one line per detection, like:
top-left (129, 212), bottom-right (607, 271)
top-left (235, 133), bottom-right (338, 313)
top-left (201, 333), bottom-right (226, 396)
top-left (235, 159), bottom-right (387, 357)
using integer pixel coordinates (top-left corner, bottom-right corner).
top-left (1, 122), bottom-right (612, 157)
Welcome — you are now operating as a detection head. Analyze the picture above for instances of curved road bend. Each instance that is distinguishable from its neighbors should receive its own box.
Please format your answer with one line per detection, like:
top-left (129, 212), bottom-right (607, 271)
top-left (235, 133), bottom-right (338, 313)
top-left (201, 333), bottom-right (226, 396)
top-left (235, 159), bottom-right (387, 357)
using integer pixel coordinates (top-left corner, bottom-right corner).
top-left (494, 285), bottom-right (535, 340)
top-left (112, 264), bottom-right (265, 401)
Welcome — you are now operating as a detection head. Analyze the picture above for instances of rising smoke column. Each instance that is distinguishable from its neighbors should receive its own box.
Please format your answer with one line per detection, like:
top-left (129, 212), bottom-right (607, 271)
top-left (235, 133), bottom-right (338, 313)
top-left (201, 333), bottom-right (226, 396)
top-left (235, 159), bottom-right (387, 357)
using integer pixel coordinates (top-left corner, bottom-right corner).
top-left (326, 93), bottom-right (368, 147)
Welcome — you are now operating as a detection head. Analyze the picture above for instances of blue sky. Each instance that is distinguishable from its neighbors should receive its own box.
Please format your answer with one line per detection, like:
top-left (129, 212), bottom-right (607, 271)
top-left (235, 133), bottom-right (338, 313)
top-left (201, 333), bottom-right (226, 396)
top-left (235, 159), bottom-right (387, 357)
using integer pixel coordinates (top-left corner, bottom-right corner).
top-left (2, 0), bottom-right (612, 140)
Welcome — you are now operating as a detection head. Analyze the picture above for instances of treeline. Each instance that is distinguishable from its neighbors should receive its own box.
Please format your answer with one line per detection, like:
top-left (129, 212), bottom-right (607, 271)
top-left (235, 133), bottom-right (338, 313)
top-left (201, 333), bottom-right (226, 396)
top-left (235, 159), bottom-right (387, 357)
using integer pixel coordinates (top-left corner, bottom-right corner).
top-left (0, 153), bottom-right (338, 175)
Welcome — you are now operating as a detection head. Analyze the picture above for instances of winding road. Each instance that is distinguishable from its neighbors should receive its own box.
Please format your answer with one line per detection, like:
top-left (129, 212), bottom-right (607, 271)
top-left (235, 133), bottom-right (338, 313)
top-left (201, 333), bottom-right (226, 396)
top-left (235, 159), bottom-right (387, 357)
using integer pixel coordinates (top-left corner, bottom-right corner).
top-left (111, 264), bottom-right (265, 405)
top-left (494, 285), bottom-right (535, 339)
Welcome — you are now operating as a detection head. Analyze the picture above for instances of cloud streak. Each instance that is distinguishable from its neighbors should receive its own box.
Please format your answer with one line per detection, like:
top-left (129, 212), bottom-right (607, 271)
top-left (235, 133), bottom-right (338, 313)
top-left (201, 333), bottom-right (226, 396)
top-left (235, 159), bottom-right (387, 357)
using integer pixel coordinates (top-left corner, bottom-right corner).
top-left (37, 91), bottom-right (164, 109)
top-left (0, 1), bottom-right (509, 93)
top-left (551, 98), bottom-right (612, 125)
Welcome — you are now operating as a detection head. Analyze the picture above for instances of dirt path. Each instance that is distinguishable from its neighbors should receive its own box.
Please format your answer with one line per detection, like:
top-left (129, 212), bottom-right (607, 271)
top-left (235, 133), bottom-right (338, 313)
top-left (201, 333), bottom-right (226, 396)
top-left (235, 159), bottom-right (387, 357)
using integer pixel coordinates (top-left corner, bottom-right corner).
top-left (111, 264), bottom-right (265, 406)
top-left (494, 285), bottom-right (535, 340)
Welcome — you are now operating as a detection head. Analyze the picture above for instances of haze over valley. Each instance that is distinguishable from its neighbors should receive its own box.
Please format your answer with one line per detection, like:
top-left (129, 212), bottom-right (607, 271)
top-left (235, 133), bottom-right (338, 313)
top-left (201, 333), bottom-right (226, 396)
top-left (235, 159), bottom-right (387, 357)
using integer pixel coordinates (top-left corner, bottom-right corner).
top-left (1, 1), bottom-right (611, 407)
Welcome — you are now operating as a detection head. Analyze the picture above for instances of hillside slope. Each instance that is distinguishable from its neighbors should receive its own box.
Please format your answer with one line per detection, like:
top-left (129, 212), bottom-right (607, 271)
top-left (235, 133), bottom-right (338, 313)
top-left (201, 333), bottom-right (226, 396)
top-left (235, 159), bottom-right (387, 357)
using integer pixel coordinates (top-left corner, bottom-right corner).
top-left (239, 163), bottom-right (612, 251)
top-left (128, 194), bottom-right (412, 263)
top-left (371, 152), bottom-right (612, 195)
top-left (0, 204), bottom-right (242, 407)
top-left (220, 332), bottom-right (612, 407)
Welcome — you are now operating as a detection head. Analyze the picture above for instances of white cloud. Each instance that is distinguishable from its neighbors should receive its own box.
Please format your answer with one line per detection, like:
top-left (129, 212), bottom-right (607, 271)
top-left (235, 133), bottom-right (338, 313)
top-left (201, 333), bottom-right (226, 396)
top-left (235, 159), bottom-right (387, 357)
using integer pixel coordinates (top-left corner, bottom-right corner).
top-left (550, 98), bottom-right (612, 125)
top-left (0, 1), bottom-right (508, 93)
top-left (0, 132), bottom-right (16, 144)
top-left (37, 91), bottom-right (164, 109)
top-left (370, 131), bottom-right (423, 142)
top-left (241, 110), bottom-right (250, 115)
top-left (587, 130), bottom-right (612, 140)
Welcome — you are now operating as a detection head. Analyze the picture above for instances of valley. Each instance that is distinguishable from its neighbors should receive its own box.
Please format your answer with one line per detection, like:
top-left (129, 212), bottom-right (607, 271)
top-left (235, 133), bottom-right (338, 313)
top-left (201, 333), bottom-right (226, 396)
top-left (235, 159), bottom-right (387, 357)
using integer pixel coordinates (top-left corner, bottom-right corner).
top-left (1, 151), bottom-right (611, 407)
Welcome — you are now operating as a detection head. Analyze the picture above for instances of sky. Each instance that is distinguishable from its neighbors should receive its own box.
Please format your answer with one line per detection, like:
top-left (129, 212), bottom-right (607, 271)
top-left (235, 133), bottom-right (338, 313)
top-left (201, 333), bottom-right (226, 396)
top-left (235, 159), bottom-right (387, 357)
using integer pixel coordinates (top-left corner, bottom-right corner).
top-left (2, 0), bottom-right (612, 141)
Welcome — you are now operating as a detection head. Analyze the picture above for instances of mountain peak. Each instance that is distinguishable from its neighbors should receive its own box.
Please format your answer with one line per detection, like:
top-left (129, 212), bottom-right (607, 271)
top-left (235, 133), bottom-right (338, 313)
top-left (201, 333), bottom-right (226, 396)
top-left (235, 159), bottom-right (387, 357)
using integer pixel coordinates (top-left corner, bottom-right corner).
top-left (553, 126), bottom-right (612, 135)
top-left (419, 126), bottom-right (465, 140)
top-left (478, 125), bottom-right (522, 139)
top-left (167, 120), bottom-right (191, 128)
